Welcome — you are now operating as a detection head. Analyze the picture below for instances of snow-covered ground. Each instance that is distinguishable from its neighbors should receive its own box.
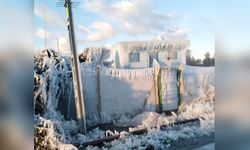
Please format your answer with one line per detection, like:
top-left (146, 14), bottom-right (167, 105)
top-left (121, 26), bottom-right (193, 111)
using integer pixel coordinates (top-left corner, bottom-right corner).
top-left (34, 96), bottom-right (214, 149)
top-left (34, 49), bottom-right (215, 150)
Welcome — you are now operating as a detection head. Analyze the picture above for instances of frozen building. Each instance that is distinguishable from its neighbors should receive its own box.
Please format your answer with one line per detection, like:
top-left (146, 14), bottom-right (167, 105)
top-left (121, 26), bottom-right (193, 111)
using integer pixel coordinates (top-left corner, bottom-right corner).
top-left (112, 39), bottom-right (190, 69)
top-left (77, 39), bottom-right (191, 113)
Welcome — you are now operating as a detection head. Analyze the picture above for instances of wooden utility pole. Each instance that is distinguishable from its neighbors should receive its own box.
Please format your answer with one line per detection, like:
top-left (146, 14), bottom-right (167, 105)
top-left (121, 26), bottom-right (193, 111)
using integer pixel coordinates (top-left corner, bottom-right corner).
top-left (64, 0), bottom-right (86, 134)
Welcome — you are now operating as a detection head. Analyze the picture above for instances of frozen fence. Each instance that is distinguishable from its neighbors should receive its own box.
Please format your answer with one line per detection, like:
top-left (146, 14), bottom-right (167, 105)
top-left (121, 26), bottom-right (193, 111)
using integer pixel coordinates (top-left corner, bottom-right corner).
top-left (34, 50), bottom-right (215, 127)
top-left (81, 67), bottom-right (156, 124)
top-left (181, 66), bottom-right (215, 104)
top-left (99, 68), bottom-right (155, 122)
top-left (81, 68), bottom-right (99, 125)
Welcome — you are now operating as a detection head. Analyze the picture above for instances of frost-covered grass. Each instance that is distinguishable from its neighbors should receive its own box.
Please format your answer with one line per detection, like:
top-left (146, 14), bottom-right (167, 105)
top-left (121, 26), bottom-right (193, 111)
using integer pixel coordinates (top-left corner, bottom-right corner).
top-left (34, 97), bottom-right (214, 149)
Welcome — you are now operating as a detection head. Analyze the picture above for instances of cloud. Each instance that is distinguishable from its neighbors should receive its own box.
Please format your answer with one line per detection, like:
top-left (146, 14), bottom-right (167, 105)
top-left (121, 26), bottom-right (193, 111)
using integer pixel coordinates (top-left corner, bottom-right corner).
top-left (57, 36), bottom-right (69, 55)
top-left (77, 25), bottom-right (91, 34)
top-left (161, 26), bottom-right (191, 39)
top-left (36, 28), bottom-right (53, 39)
top-left (83, 22), bottom-right (115, 42)
top-left (34, 4), bottom-right (65, 29)
top-left (36, 28), bottom-right (69, 55)
top-left (83, 0), bottom-right (175, 36)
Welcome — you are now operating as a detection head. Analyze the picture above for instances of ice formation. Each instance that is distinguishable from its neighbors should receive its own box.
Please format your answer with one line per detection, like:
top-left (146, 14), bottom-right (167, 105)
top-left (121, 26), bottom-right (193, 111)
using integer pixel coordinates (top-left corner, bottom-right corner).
top-left (34, 49), bottom-right (215, 149)
top-left (112, 40), bottom-right (190, 52)
top-left (86, 95), bottom-right (214, 150)
top-left (181, 66), bottom-right (215, 104)
top-left (160, 68), bottom-right (179, 111)
top-left (79, 47), bottom-right (113, 67)
top-left (34, 49), bottom-right (79, 149)
top-left (99, 67), bottom-right (155, 121)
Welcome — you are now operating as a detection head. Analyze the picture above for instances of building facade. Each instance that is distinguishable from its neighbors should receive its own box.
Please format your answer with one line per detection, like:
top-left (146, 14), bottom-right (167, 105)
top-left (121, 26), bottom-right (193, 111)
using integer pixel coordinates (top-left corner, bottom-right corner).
top-left (112, 39), bottom-right (190, 69)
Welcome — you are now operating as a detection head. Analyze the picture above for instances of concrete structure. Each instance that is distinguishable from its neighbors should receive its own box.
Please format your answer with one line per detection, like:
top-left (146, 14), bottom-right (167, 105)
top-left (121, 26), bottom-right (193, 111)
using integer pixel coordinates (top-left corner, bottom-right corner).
top-left (77, 39), bottom-right (191, 114)
top-left (112, 39), bottom-right (190, 69)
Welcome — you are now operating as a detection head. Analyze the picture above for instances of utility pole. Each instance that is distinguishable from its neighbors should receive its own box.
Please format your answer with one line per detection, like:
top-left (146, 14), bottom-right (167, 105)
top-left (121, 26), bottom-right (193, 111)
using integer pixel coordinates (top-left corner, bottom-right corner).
top-left (64, 0), bottom-right (86, 134)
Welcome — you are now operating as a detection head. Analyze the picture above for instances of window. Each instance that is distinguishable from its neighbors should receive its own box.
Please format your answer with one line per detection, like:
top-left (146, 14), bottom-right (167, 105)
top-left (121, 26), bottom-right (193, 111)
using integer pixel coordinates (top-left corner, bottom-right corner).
top-left (129, 52), bottom-right (140, 62)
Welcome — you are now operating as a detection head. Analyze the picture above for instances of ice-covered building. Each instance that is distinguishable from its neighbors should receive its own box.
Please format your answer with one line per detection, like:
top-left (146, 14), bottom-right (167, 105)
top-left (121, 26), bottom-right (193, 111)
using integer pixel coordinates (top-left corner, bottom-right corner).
top-left (77, 39), bottom-right (191, 113)
top-left (112, 39), bottom-right (190, 69)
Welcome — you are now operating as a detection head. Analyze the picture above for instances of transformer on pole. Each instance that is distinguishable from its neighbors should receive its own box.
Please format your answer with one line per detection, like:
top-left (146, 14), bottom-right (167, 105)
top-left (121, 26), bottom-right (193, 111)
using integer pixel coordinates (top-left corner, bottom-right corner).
top-left (63, 0), bottom-right (86, 134)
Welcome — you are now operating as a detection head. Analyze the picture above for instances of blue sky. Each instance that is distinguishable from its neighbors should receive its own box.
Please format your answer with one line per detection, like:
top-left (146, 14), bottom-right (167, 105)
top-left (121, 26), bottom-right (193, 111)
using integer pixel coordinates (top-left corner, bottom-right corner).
top-left (35, 0), bottom-right (215, 59)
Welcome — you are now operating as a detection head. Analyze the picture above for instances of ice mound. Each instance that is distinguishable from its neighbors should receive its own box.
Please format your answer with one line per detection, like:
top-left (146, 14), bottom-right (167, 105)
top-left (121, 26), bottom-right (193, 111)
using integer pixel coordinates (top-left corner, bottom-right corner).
top-left (115, 112), bottom-right (174, 128)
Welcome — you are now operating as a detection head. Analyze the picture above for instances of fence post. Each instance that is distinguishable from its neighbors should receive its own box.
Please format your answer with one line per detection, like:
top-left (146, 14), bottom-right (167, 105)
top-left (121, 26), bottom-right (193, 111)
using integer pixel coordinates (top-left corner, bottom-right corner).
top-left (177, 65), bottom-right (184, 107)
top-left (96, 66), bottom-right (102, 121)
top-left (153, 67), bottom-right (160, 112)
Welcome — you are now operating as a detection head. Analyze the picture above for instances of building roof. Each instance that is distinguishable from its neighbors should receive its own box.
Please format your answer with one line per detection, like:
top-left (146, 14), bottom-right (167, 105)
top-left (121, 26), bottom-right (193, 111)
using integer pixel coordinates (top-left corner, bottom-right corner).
top-left (112, 39), bottom-right (190, 52)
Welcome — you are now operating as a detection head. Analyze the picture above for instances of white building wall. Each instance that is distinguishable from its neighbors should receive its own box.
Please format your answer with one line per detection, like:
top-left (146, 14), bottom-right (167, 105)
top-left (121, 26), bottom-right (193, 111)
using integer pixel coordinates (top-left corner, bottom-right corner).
top-left (112, 45), bottom-right (188, 69)
top-left (158, 50), bottom-right (180, 67)
top-left (158, 51), bottom-right (167, 66)
top-left (178, 49), bottom-right (187, 65)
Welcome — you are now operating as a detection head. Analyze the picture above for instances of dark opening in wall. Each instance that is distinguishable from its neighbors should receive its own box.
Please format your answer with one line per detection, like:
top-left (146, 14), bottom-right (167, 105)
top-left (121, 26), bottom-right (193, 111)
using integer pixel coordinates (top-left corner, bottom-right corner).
top-left (129, 52), bottom-right (140, 62)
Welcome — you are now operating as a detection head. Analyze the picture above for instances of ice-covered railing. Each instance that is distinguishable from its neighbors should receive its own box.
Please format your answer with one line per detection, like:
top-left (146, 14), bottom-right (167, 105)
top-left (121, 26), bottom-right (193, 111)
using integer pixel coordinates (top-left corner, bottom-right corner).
top-left (100, 68), bottom-right (154, 79)
top-left (112, 39), bottom-right (190, 52)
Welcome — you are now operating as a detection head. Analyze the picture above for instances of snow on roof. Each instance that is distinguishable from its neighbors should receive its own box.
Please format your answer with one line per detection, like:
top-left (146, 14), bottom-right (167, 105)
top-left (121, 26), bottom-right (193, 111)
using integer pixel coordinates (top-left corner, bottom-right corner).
top-left (112, 39), bottom-right (190, 52)
top-left (152, 34), bottom-right (166, 41)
